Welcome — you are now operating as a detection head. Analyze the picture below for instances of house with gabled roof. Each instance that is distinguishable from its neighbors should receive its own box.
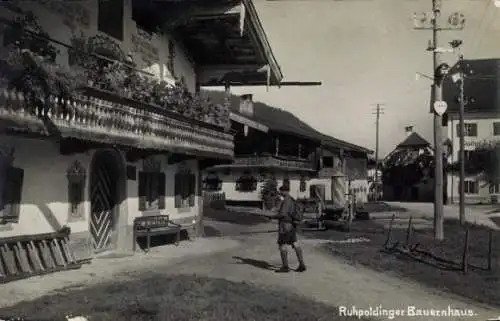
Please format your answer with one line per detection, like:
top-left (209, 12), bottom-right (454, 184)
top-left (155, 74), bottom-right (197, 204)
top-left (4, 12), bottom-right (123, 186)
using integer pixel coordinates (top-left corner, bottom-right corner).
top-left (382, 126), bottom-right (437, 202)
top-left (443, 58), bottom-right (500, 204)
top-left (202, 91), bottom-right (373, 209)
top-left (0, 0), bottom-right (284, 266)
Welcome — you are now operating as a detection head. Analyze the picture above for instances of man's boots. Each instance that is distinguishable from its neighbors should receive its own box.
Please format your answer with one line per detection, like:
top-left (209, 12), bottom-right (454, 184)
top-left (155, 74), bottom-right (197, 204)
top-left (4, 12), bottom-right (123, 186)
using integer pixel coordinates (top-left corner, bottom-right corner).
top-left (276, 247), bottom-right (290, 272)
top-left (294, 245), bottom-right (306, 272)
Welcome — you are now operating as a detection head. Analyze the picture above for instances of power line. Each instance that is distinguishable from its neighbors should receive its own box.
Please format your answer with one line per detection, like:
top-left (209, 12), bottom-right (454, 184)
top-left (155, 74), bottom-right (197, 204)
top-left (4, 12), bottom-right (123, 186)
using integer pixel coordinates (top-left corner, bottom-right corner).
top-left (470, 0), bottom-right (492, 55)
top-left (473, 6), bottom-right (497, 56)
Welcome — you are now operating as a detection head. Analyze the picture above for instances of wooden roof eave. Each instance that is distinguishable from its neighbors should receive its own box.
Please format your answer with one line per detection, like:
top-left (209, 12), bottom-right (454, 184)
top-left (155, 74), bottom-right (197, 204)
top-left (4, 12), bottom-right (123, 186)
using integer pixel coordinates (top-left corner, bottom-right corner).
top-left (192, 0), bottom-right (283, 87)
top-left (241, 0), bottom-right (283, 84)
top-left (230, 112), bottom-right (269, 133)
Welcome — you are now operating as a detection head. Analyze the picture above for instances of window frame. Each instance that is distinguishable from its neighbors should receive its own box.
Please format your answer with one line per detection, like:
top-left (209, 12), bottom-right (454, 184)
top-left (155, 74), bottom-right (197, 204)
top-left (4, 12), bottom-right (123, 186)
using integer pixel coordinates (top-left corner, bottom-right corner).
top-left (456, 123), bottom-right (478, 137)
top-left (235, 171), bottom-right (257, 192)
top-left (97, 0), bottom-right (124, 41)
top-left (0, 166), bottom-right (24, 224)
top-left (138, 171), bottom-right (166, 211)
top-left (464, 180), bottom-right (479, 194)
top-left (175, 169), bottom-right (196, 209)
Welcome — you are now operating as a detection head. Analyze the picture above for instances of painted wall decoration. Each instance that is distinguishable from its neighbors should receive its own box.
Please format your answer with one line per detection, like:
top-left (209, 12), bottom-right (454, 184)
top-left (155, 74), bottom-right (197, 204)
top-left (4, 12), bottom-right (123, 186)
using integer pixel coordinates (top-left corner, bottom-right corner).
top-left (39, 0), bottom-right (90, 31)
top-left (66, 160), bottom-right (86, 221)
top-left (131, 27), bottom-right (159, 66)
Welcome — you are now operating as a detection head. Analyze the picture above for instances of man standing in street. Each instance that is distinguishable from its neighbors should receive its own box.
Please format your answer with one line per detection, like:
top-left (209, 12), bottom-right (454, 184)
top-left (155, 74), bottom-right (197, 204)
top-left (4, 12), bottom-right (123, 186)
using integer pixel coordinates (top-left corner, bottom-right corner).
top-left (272, 185), bottom-right (306, 273)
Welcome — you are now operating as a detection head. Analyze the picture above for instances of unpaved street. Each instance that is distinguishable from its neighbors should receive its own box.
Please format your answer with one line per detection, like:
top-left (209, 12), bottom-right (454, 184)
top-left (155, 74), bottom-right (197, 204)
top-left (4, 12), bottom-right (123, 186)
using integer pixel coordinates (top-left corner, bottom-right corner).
top-left (0, 217), bottom-right (498, 321)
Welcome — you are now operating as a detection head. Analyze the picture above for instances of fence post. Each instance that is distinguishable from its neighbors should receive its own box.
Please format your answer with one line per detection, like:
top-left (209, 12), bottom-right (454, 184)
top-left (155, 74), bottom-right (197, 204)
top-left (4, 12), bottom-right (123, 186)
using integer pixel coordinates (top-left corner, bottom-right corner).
top-left (406, 216), bottom-right (413, 247)
top-left (462, 228), bottom-right (470, 273)
top-left (488, 230), bottom-right (493, 271)
top-left (384, 214), bottom-right (396, 249)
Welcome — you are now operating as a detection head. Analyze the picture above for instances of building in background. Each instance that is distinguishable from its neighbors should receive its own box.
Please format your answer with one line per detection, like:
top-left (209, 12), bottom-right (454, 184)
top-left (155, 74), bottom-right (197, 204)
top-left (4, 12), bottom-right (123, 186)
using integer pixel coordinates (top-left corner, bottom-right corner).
top-left (0, 0), bottom-right (282, 259)
top-left (382, 126), bottom-right (435, 202)
top-left (443, 58), bottom-right (500, 204)
top-left (202, 92), bottom-right (372, 210)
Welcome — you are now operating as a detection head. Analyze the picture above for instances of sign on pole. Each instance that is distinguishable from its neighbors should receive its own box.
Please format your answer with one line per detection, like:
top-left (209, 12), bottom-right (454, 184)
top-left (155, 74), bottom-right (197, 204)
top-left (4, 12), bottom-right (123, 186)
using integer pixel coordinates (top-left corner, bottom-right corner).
top-left (433, 100), bottom-right (448, 116)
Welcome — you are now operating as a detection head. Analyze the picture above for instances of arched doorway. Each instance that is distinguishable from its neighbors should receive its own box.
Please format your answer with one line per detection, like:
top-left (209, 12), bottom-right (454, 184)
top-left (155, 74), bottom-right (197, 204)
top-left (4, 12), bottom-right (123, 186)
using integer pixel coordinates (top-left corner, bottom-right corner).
top-left (89, 150), bottom-right (122, 252)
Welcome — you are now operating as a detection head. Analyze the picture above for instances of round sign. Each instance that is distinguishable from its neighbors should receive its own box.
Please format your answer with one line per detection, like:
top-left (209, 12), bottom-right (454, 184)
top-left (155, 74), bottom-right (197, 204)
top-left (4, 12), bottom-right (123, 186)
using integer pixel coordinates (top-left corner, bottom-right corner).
top-left (433, 100), bottom-right (448, 115)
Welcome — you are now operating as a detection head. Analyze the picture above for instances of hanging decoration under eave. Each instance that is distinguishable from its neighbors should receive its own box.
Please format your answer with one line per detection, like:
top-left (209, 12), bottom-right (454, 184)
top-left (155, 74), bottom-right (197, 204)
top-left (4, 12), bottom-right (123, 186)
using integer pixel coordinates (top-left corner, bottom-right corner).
top-left (257, 64), bottom-right (271, 92)
top-left (240, 1), bottom-right (246, 37)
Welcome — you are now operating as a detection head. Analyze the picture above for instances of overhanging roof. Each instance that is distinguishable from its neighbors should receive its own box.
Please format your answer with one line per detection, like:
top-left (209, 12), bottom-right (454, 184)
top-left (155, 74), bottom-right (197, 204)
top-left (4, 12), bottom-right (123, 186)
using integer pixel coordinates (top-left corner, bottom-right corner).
top-left (171, 0), bottom-right (283, 87)
top-left (205, 90), bottom-right (373, 155)
top-left (230, 112), bottom-right (268, 132)
top-left (443, 58), bottom-right (499, 114)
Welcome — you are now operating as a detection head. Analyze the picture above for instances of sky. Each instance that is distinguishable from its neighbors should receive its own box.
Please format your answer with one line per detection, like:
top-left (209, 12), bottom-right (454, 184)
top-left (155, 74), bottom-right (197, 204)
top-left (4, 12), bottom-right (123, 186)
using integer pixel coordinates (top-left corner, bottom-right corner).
top-left (214, 0), bottom-right (500, 157)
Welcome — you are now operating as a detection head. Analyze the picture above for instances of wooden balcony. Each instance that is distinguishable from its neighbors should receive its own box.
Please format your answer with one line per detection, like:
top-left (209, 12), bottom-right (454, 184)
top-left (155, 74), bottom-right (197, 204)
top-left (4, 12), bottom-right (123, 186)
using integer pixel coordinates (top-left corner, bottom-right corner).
top-left (0, 8), bottom-right (234, 159)
top-left (0, 87), bottom-right (234, 158)
top-left (211, 155), bottom-right (315, 172)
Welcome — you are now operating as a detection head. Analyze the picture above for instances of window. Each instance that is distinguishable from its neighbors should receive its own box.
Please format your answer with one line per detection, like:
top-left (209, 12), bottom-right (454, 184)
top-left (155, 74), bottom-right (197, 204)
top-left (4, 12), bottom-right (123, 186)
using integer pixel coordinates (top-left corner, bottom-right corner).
top-left (98, 0), bottom-right (124, 40)
top-left (322, 156), bottom-right (334, 168)
top-left (463, 150), bottom-right (473, 162)
top-left (203, 172), bottom-right (222, 192)
top-left (489, 183), bottom-right (500, 194)
top-left (167, 39), bottom-right (175, 77)
top-left (67, 160), bottom-right (86, 221)
top-left (494, 123), bottom-right (500, 136)
top-left (174, 169), bottom-right (195, 208)
top-left (463, 180), bottom-right (479, 194)
top-left (138, 172), bottom-right (166, 211)
top-left (235, 171), bottom-right (257, 192)
top-left (299, 176), bottom-right (307, 192)
top-left (282, 177), bottom-right (290, 189)
top-left (456, 123), bottom-right (478, 137)
top-left (0, 166), bottom-right (24, 224)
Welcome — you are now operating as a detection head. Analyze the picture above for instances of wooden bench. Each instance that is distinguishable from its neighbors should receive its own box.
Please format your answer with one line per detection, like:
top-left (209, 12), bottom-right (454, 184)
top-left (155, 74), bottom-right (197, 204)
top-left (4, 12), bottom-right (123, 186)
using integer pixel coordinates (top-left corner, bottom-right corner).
top-left (133, 214), bottom-right (182, 252)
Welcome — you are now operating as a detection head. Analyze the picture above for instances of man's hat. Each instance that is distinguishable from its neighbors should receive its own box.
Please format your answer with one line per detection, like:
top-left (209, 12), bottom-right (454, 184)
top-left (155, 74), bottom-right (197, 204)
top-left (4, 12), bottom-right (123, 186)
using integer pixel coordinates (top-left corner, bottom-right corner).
top-left (279, 185), bottom-right (290, 192)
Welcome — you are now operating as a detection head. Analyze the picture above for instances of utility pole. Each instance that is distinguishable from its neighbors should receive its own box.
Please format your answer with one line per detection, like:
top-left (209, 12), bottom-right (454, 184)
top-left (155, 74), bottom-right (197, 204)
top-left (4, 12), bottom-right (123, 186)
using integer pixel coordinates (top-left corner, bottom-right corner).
top-left (413, 0), bottom-right (465, 240)
top-left (450, 39), bottom-right (472, 226)
top-left (458, 52), bottom-right (466, 225)
top-left (371, 103), bottom-right (385, 197)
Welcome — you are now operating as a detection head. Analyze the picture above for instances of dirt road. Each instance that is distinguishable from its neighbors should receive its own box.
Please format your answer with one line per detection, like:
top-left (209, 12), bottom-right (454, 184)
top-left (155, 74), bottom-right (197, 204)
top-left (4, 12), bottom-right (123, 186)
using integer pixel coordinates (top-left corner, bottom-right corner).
top-left (0, 217), bottom-right (498, 320)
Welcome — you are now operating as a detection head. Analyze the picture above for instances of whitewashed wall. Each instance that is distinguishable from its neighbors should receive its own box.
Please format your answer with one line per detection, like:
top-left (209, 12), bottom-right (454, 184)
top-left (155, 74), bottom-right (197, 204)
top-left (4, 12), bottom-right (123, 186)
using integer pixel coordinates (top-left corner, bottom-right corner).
top-left (204, 169), bottom-right (312, 203)
top-left (0, 0), bottom-right (196, 91)
top-left (446, 115), bottom-right (500, 204)
top-left (0, 136), bottom-right (200, 238)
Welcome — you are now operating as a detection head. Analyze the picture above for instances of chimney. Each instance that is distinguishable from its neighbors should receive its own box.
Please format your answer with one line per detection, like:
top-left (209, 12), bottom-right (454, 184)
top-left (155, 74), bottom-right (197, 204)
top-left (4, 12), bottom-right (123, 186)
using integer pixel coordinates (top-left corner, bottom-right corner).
top-left (239, 94), bottom-right (253, 117)
top-left (404, 125), bottom-right (414, 137)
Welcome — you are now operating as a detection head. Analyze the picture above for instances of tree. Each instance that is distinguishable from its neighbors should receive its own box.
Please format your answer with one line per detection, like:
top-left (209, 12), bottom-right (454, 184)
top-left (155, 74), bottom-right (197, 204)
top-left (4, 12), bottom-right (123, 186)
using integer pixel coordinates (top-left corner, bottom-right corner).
top-left (450, 140), bottom-right (500, 185)
top-left (382, 148), bottom-right (435, 188)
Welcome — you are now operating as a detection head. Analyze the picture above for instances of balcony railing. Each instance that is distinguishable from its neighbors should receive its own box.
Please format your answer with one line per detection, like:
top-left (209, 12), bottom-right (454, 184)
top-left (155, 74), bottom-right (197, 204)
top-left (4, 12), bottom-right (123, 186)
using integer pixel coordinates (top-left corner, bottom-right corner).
top-left (0, 7), bottom-right (234, 158)
top-left (233, 155), bottom-right (315, 170)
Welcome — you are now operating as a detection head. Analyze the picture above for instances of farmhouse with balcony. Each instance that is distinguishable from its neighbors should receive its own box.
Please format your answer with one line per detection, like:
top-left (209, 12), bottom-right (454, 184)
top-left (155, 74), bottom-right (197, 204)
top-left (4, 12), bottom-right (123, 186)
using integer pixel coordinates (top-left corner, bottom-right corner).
top-left (202, 91), bottom-right (372, 210)
top-left (0, 0), bottom-right (283, 261)
top-left (443, 58), bottom-right (500, 204)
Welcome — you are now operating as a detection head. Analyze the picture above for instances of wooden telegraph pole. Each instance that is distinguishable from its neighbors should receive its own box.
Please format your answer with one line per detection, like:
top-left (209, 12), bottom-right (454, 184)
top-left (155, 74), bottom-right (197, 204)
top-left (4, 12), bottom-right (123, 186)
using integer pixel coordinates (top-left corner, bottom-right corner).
top-left (413, 0), bottom-right (466, 240)
top-left (371, 103), bottom-right (385, 200)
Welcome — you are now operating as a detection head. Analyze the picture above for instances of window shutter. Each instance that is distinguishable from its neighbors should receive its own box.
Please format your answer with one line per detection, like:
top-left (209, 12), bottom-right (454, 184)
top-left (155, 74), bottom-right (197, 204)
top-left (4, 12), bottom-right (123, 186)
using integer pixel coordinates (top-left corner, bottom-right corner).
top-left (138, 171), bottom-right (147, 211)
top-left (174, 172), bottom-right (181, 208)
top-left (158, 172), bottom-right (166, 209)
top-left (471, 124), bottom-right (478, 137)
top-left (456, 124), bottom-right (460, 137)
top-left (1, 167), bottom-right (24, 223)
